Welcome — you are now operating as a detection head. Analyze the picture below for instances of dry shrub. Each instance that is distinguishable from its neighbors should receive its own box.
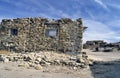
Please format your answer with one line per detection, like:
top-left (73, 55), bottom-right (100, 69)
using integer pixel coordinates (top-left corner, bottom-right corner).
top-left (0, 50), bottom-right (11, 54)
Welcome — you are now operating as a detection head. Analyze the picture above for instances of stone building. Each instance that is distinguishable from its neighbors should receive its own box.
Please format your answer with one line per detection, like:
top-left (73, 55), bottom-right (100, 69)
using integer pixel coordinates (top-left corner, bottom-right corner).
top-left (0, 17), bottom-right (86, 52)
top-left (83, 40), bottom-right (120, 52)
top-left (83, 40), bottom-right (107, 49)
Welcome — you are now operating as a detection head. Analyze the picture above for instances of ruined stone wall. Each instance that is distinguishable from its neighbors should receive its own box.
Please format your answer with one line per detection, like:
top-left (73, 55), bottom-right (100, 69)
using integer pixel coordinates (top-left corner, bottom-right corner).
top-left (0, 17), bottom-right (85, 52)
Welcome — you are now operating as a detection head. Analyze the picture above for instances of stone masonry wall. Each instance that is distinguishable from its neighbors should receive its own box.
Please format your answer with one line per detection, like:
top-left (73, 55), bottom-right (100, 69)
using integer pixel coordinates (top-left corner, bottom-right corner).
top-left (0, 17), bottom-right (86, 52)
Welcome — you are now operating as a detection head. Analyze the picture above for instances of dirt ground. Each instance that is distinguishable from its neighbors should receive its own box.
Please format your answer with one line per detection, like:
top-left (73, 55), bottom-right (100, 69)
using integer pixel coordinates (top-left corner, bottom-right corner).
top-left (84, 49), bottom-right (120, 78)
top-left (83, 49), bottom-right (120, 61)
top-left (0, 62), bottom-right (93, 78)
top-left (0, 49), bottom-right (120, 78)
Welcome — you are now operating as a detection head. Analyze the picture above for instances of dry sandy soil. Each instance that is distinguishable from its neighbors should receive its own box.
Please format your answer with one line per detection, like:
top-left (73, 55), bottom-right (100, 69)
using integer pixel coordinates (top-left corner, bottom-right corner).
top-left (84, 49), bottom-right (120, 78)
top-left (0, 49), bottom-right (120, 78)
top-left (0, 62), bottom-right (92, 78)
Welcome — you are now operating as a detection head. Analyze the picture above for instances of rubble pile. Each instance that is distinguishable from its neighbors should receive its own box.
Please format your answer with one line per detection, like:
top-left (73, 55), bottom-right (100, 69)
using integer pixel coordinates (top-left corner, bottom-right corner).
top-left (0, 51), bottom-right (91, 70)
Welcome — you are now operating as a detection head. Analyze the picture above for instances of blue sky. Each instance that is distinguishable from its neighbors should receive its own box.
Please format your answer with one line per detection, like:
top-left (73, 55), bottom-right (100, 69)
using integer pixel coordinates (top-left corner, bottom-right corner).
top-left (0, 0), bottom-right (120, 43)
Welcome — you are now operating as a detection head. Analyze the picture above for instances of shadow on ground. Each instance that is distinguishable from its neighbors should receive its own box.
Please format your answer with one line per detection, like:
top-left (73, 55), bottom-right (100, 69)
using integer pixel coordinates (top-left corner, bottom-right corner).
top-left (90, 60), bottom-right (120, 78)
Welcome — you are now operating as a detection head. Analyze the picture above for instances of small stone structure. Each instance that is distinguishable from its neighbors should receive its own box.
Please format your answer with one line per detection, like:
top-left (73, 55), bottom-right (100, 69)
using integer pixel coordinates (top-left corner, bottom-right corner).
top-left (83, 40), bottom-right (120, 52)
top-left (83, 40), bottom-right (107, 50)
top-left (0, 17), bottom-right (86, 52)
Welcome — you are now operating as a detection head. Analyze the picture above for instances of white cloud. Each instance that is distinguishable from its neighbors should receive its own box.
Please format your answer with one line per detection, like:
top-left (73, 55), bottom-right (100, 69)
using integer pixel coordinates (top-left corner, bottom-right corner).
top-left (85, 10), bottom-right (95, 19)
top-left (106, 20), bottom-right (120, 28)
top-left (44, 3), bottom-right (71, 18)
top-left (94, 0), bottom-right (109, 10)
top-left (1, 0), bottom-right (10, 3)
top-left (105, 1), bottom-right (120, 9)
top-left (83, 19), bottom-right (120, 43)
top-left (21, 0), bottom-right (72, 18)
top-left (0, 18), bottom-right (2, 22)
